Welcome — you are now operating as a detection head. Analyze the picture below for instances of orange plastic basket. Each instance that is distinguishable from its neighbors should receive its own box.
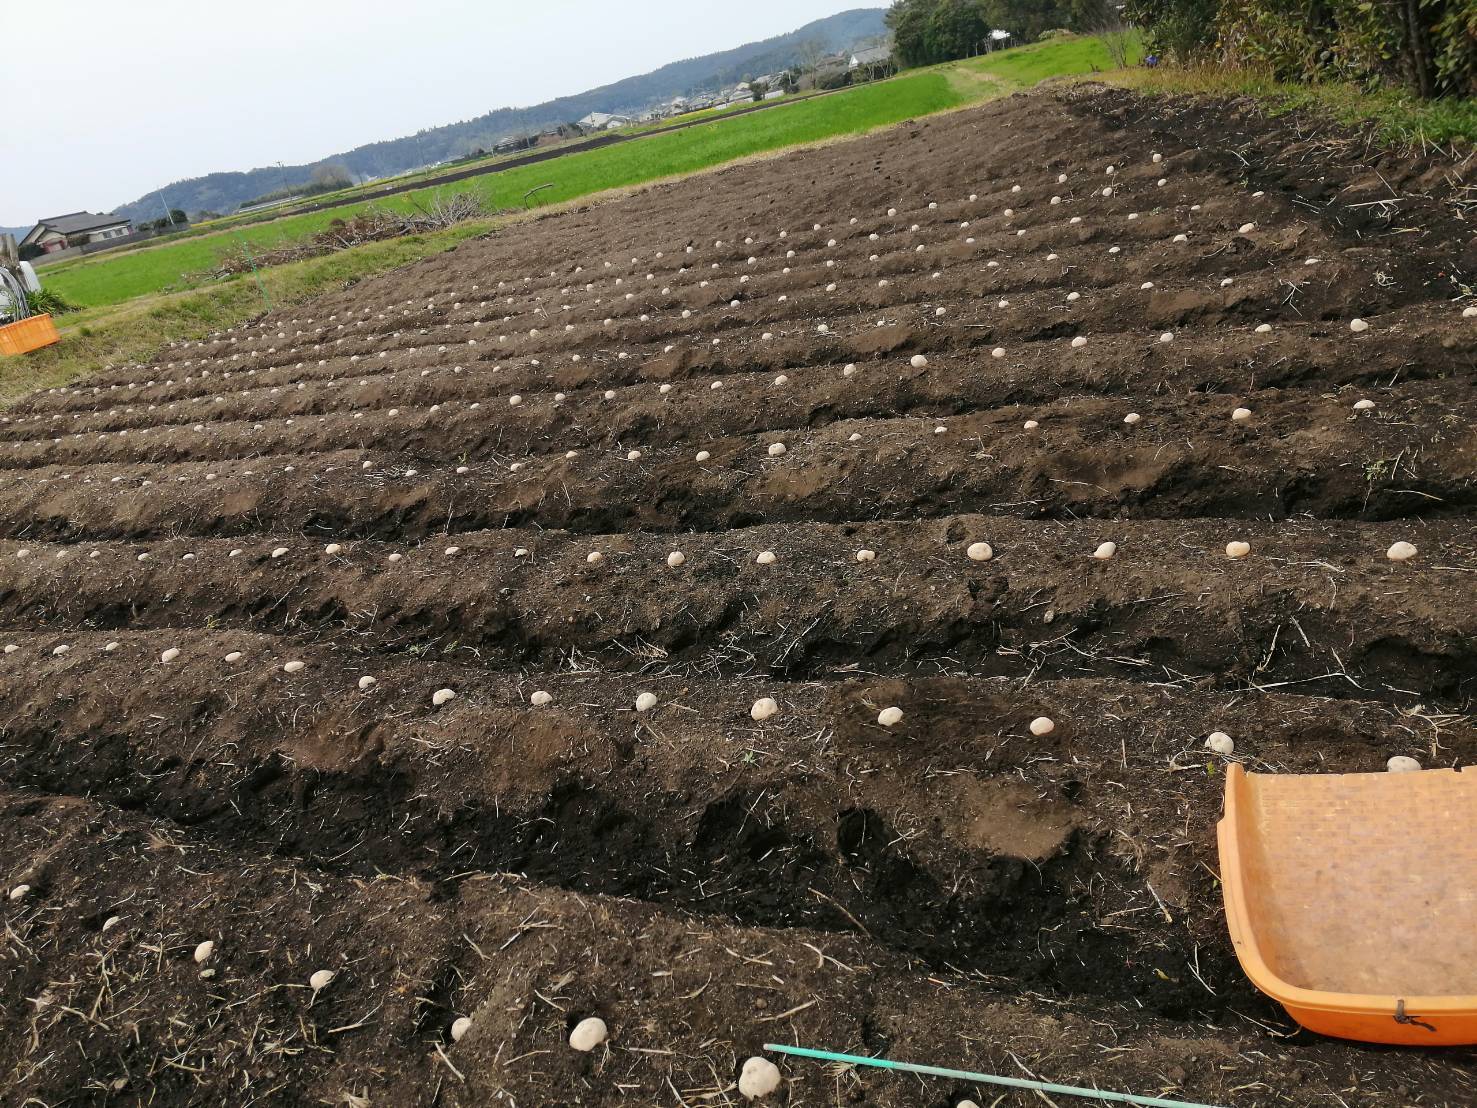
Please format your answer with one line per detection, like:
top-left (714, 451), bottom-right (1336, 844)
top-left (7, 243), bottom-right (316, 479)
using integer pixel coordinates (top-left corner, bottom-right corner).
top-left (0, 313), bottom-right (61, 356)
top-left (1219, 763), bottom-right (1477, 1045)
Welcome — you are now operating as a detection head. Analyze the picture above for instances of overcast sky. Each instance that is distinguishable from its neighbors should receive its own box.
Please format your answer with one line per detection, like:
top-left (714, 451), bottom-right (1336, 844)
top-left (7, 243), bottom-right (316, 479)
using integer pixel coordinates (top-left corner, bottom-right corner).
top-left (1, 0), bottom-right (882, 227)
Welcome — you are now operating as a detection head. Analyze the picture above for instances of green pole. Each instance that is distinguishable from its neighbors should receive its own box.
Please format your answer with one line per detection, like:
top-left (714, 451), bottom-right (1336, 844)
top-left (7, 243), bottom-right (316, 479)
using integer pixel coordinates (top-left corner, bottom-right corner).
top-left (234, 235), bottom-right (272, 311)
top-left (764, 1043), bottom-right (1229, 1108)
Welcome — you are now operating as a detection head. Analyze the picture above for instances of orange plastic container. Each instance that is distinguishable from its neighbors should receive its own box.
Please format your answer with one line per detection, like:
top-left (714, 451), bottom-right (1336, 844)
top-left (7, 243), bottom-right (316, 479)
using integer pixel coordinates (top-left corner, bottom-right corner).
top-left (0, 313), bottom-right (61, 356)
top-left (1219, 763), bottom-right (1477, 1045)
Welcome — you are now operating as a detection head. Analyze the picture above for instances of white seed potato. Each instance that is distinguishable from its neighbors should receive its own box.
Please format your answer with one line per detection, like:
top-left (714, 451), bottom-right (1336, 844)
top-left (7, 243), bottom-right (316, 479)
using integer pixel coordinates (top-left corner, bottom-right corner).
top-left (9, 884), bottom-right (31, 901)
top-left (967, 542), bottom-right (994, 562)
top-left (1123, 413), bottom-right (1141, 424)
top-left (444, 546), bottom-right (461, 557)
top-left (225, 651), bottom-right (243, 663)
top-left (358, 676), bottom-right (377, 690)
top-left (587, 551), bottom-right (605, 565)
top-left (1071, 336), bottom-right (1087, 348)
top-left (739, 1056), bottom-right (782, 1100)
top-left (309, 969), bottom-right (336, 992)
top-left (105, 642), bottom-right (120, 652)
top-left (767, 443), bottom-right (786, 457)
top-left (271, 547), bottom-right (289, 558)
top-left (530, 690), bottom-right (553, 706)
top-left (910, 354), bottom-right (929, 368)
top-left (756, 551), bottom-right (777, 565)
top-left (695, 450), bottom-right (712, 462)
top-left (451, 1016), bottom-right (473, 1042)
top-left (877, 706), bottom-right (904, 727)
top-left (855, 548), bottom-right (878, 563)
top-left (1226, 541), bottom-right (1252, 559)
top-left (160, 648), bottom-right (181, 664)
top-left (666, 551), bottom-right (686, 568)
top-left (1349, 318), bottom-right (1370, 333)
top-left (1387, 755), bottom-right (1422, 773)
top-left (508, 394), bottom-right (523, 406)
top-left (1205, 732), bottom-right (1236, 755)
top-left (570, 1016), bottom-right (608, 1051)
top-left (1024, 419), bottom-right (1040, 430)
top-left (194, 940), bottom-right (215, 963)
top-left (1238, 222), bottom-right (1256, 234)
top-left (432, 688), bottom-right (457, 707)
top-left (635, 692), bottom-right (659, 712)
top-left (1464, 305), bottom-right (1477, 318)
top-left (1353, 398), bottom-right (1376, 411)
top-left (1254, 323), bottom-right (1272, 333)
top-left (1030, 716), bottom-right (1055, 736)
top-left (324, 543), bottom-right (343, 555)
top-left (283, 660), bottom-right (306, 673)
top-left (1231, 407), bottom-right (1252, 423)
top-left (1093, 542), bottom-right (1117, 560)
top-left (1386, 541), bottom-right (1418, 562)
top-left (751, 697), bottom-right (779, 722)
top-left (626, 450), bottom-right (642, 462)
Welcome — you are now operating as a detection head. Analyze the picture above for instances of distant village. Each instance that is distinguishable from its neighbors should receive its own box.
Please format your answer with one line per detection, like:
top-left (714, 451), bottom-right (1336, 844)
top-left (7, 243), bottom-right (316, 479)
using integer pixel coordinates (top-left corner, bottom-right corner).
top-left (15, 44), bottom-right (899, 263)
top-left (499, 45), bottom-right (896, 154)
top-left (597, 46), bottom-right (889, 125)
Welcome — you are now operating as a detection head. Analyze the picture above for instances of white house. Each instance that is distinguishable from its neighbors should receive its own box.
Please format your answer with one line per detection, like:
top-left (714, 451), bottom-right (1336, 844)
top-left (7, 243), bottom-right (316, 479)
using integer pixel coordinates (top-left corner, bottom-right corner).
top-left (850, 46), bottom-right (893, 70)
top-left (576, 112), bottom-right (633, 132)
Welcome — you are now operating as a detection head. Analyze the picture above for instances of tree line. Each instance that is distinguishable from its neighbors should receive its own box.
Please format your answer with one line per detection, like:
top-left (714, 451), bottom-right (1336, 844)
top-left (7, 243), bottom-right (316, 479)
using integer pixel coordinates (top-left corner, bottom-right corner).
top-left (1127, 0), bottom-right (1474, 98)
top-left (885, 0), bottom-right (1113, 68)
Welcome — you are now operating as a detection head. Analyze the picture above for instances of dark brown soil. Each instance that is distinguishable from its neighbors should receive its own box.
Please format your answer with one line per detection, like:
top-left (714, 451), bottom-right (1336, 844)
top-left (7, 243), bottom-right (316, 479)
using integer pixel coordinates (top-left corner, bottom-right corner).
top-left (2, 84), bottom-right (1476, 1106)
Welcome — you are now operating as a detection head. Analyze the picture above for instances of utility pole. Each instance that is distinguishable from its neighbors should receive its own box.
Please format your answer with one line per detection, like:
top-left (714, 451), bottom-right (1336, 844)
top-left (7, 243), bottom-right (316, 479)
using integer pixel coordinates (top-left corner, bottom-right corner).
top-left (156, 191), bottom-right (178, 228)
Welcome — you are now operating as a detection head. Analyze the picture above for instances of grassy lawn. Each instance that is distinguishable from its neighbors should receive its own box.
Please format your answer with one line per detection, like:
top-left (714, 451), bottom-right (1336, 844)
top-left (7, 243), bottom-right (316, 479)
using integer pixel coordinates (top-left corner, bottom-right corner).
top-left (40, 36), bottom-right (1122, 315)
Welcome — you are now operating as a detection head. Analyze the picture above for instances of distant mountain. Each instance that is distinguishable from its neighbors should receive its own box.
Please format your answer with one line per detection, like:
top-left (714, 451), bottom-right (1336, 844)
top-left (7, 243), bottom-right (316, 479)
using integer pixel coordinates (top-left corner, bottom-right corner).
top-left (114, 8), bottom-right (888, 223)
top-left (1, 226), bottom-right (29, 240)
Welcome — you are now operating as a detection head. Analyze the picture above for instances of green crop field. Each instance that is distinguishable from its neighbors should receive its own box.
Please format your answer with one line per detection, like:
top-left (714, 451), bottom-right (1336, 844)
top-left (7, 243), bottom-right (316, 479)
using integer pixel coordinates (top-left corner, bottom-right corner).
top-left (41, 36), bottom-right (1126, 314)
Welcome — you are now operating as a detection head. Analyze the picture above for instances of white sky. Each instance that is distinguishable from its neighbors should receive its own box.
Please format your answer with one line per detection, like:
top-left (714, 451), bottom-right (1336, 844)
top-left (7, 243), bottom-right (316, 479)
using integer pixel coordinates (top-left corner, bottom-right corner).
top-left (1, 0), bottom-right (881, 226)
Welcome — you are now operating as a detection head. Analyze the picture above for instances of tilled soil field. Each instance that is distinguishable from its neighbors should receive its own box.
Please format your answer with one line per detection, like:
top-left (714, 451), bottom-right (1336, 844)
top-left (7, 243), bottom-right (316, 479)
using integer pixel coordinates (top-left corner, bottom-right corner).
top-left (3, 84), bottom-right (1476, 1106)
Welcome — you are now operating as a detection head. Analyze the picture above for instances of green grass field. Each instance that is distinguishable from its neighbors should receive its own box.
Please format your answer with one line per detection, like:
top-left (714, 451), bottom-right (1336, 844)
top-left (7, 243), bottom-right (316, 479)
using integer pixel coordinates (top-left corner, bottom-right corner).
top-left (41, 36), bottom-right (1124, 313)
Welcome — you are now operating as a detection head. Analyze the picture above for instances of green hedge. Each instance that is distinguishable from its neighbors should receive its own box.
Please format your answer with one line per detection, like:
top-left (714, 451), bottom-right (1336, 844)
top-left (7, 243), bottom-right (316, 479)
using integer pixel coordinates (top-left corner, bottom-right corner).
top-left (1126, 0), bottom-right (1476, 98)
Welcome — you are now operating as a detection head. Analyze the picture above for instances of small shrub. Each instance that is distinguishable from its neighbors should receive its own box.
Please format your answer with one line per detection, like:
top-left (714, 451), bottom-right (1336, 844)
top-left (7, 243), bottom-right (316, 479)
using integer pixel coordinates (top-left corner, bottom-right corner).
top-left (26, 287), bottom-right (79, 316)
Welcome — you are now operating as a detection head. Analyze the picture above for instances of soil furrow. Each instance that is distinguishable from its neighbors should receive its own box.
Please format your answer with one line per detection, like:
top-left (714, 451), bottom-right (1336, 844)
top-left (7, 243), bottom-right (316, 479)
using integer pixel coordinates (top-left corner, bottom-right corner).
top-left (0, 517), bottom-right (1471, 704)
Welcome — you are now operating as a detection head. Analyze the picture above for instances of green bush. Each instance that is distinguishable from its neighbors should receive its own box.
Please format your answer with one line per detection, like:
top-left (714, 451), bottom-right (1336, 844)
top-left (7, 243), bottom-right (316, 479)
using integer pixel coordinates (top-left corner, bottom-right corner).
top-left (26, 287), bottom-right (79, 316)
top-left (1129, 0), bottom-right (1477, 95)
top-left (1124, 0), bottom-right (1223, 61)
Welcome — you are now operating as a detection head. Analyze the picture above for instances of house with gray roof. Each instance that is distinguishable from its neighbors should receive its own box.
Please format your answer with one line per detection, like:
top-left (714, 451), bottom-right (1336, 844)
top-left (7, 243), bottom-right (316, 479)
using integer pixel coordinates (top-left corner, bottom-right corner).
top-left (20, 211), bottom-right (133, 254)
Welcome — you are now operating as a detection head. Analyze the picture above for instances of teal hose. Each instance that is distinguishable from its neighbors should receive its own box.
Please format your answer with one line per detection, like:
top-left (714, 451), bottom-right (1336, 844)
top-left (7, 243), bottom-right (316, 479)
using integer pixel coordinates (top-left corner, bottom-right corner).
top-left (764, 1043), bottom-right (1229, 1108)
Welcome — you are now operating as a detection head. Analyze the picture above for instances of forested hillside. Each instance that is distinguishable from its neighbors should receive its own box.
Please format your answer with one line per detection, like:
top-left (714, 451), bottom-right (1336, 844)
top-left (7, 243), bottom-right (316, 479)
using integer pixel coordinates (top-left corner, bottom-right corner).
top-left (114, 8), bottom-right (887, 223)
